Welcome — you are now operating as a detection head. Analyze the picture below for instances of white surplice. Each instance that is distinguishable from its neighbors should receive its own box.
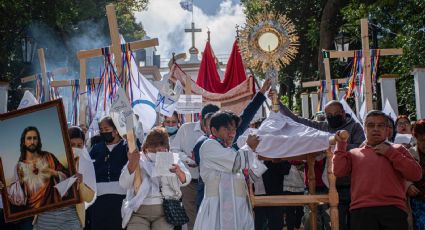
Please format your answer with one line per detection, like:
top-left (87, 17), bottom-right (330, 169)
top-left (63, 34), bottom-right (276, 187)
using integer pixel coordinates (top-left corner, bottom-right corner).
top-left (194, 139), bottom-right (254, 230)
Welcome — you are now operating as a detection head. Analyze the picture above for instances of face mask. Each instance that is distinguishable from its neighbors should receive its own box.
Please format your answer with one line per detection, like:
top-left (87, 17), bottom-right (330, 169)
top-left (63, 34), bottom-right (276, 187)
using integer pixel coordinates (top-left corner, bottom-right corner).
top-left (327, 115), bottom-right (344, 128)
top-left (72, 147), bottom-right (82, 158)
top-left (165, 126), bottom-right (178, 135)
top-left (146, 153), bottom-right (157, 162)
top-left (100, 132), bottom-right (114, 143)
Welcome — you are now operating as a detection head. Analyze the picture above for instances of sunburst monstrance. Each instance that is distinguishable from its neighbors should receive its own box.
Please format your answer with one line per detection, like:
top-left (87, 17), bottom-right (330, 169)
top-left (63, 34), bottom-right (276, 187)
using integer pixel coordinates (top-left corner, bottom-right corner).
top-left (239, 11), bottom-right (299, 111)
top-left (239, 12), bottom-right (299, 72)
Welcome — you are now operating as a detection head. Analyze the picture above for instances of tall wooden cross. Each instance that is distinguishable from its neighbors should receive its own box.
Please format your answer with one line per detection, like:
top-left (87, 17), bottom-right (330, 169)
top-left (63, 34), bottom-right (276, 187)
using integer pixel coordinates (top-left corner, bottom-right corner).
top-left (322, 18), bottom-right (403, 112)
top-left (20, 48), bottom-right (68, 101)
top-left (51, 4), bottom-right (158, 127)
top-left (185, 22), bottom-right (202, 49)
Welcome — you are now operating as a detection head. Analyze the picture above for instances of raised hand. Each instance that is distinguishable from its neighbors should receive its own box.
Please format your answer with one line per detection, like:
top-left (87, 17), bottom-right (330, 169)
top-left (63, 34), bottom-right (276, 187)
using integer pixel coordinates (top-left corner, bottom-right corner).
top-left (170, 164), bottom-right (186, 183)
top-left (374, 142), bottom-right (391, 156)
top-left (247, 134), bottom-right (260, 152)
top-left (260, 78), bottom-right (272, 94)
top-left (127, 150), bottom-right (141, 174)
top-left (407, 184), bottom-right (421, 197)
top-left (41, 168), bottom-right (59, 177)
top-left (75, 173), bottom-right (83, 184)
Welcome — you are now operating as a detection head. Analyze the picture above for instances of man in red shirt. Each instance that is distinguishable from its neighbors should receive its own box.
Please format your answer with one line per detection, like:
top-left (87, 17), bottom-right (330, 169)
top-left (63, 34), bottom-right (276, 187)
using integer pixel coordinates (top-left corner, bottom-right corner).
top-left (333, 110), bottom-right (422, 230)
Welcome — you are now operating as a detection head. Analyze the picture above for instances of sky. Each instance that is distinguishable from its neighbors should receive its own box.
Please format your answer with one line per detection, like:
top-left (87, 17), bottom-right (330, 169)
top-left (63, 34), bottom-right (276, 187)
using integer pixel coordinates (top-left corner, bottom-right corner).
top-left (134, 0), bottom-right (245, 60)
top-left (0, 106), bottom-right (69, 182)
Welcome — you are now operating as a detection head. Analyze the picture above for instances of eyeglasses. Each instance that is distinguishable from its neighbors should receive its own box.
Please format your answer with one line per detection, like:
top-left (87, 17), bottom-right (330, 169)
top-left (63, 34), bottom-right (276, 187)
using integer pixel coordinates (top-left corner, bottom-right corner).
top-left (366, 123), bottom-right (387, 129)
top-left (397, 121), bottom-right (410, 126)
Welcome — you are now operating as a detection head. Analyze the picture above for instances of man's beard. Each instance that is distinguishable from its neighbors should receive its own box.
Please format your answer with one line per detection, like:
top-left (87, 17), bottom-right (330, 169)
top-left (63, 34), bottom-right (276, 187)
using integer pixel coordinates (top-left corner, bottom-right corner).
top-left (25, 145), bottom-right (38, 153)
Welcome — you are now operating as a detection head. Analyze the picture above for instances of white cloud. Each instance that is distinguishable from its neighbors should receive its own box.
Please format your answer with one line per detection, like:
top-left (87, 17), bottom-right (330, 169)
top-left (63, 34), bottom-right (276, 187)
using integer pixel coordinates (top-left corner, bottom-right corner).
top-left (134, 0), bottom-right (246, 59)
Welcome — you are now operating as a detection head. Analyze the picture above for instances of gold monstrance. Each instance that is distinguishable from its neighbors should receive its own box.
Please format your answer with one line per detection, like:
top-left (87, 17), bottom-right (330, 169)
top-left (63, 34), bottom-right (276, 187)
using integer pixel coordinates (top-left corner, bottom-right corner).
top-left (239, 11), bottom-right (299, 111)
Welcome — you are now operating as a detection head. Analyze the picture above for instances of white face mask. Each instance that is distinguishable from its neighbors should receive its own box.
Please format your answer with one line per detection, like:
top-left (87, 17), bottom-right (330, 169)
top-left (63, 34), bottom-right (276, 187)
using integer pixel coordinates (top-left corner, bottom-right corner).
top-left (146, 152), bottom-right (157, 162)
top-left (72, 147), bottom-right (83, 158)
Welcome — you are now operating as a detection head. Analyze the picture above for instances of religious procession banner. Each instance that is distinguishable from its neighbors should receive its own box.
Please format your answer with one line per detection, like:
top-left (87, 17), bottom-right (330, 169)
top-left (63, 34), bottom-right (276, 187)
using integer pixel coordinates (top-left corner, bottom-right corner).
top-left (170, 63), bottom-right (255, 115)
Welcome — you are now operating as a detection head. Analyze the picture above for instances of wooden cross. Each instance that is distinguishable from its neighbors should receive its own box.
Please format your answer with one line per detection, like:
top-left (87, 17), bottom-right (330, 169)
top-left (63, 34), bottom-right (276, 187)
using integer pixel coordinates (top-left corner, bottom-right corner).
top-left (20, 48), bottom-right (68, 101)
top-left (185, 22), bottom-right (202, 49)
top-left (51, 4), bottom-right (158, 127)
top-left (322, 18), bottom-right (403, 112)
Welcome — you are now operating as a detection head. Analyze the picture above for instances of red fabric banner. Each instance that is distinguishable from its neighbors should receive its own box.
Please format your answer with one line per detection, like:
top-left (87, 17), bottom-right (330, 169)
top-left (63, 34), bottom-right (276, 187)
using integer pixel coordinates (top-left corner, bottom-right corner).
top-left (196, 40), bottom-right (247, 93)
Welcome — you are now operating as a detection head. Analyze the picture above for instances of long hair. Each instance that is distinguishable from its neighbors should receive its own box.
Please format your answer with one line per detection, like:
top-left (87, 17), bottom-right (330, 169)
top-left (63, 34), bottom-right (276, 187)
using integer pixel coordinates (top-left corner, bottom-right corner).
top-left (20, 126), bottom-right (42, 162)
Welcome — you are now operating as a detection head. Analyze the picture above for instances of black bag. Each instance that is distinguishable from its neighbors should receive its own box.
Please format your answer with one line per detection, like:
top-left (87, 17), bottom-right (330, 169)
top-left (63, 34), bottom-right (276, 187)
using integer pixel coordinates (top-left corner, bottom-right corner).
top-left (162, 198), bottom-right (189, 226)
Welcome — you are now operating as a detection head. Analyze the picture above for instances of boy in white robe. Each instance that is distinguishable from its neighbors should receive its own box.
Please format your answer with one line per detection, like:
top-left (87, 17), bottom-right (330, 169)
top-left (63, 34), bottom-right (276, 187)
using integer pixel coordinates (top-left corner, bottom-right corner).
top-left (194, 111), bottom-right (259, 230)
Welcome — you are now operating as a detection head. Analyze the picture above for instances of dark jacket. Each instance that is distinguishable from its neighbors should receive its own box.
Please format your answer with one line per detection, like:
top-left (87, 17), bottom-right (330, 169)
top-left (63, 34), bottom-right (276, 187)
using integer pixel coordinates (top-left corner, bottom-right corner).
top-left (89, 139), bottom-right (128, 183)
top-left (279, 103), bottom-right (365, 186)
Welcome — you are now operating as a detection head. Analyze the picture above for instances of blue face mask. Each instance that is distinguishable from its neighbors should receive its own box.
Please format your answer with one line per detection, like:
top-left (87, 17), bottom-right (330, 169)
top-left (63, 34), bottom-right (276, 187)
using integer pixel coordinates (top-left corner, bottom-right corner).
top-left (165, 126), bottom-right (178, 134)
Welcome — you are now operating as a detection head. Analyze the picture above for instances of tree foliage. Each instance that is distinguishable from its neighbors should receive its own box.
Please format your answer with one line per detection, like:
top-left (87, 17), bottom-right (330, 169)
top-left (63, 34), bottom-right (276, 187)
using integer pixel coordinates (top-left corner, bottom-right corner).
top-left (0, 0), bottom-right (148, 110)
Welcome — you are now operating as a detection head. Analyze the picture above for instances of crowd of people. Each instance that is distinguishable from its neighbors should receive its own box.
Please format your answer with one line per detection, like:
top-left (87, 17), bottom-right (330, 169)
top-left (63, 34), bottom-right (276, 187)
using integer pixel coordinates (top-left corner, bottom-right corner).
top-left (1, 82), bottom-right (425, 230)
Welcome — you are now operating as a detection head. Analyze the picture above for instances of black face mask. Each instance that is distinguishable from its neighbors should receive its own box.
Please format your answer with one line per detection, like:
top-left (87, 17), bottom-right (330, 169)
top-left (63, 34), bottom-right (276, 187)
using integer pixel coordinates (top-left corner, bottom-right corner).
top-left (327, 115), bottom-right (344, 128)
top-left (100, 132), bottom-right (114, 143)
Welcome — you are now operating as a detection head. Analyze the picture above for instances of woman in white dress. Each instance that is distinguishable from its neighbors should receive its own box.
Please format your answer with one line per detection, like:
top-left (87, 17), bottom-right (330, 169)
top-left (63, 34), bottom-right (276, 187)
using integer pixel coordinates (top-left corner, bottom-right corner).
top-left (119, 127), bottom-right (191, 230)
top-left (194, 111), bottom-right (259, 230)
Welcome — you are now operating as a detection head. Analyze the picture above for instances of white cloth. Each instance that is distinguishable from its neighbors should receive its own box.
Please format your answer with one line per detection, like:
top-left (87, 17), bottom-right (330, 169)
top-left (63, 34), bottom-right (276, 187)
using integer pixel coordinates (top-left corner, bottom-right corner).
top-left (340, 98), bottom-right (362, 126)
top-left (394, 133), bottom-right (413, 145)
top-left (283, 165), bottom-right (305, 193)
top-left (96, 182), bottom-right (126, 196)
top-left (119, 154), bottom-right (191, 228)
top-left (383, 99), bottom-right (397, 122)
top-left (237, 112), bottom-right (331, 158)
top-left (74, 147), bottom-right (97, 208)
top-left (194, 139), bottom-right (254, 230)
top-left (128, 53), bottom-right (159, 130)
top-left (18, 90), bottom-right (38, 109)
top-left (170, 121), bottom-right (204, 179)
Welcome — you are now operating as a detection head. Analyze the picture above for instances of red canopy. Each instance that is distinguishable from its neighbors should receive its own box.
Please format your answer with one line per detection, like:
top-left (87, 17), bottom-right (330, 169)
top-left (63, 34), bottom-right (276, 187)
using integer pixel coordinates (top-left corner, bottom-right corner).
top-left (196, 40), bottom-right (247, 94)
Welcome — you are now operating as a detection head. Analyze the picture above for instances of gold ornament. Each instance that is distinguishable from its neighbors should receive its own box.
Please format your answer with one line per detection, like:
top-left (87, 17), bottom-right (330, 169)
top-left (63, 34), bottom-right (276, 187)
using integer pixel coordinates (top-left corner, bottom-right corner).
top-left (239, 12), bottom-right (299, 73)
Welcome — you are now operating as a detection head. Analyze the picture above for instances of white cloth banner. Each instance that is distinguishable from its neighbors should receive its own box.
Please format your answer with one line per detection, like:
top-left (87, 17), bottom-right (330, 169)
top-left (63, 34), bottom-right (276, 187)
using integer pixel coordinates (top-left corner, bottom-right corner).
top-left (156, 94), bottom-right (178, 117)
top-left (238, 112), bottom-right (331, 158)
top-left (383, 99), bottom-right (397, 122)
top-left (340, 98), bottom-right (362, 126)
top-left (55, 176), bottom-right (78, 198)
top-left (359, 100), bottom-right (366, 122)
top-left (128, 50), bottom-right (159, 130)
top-left (18, 90), bottom-right (38, 109)
top-left (73, 147), bottom-right (97, 207)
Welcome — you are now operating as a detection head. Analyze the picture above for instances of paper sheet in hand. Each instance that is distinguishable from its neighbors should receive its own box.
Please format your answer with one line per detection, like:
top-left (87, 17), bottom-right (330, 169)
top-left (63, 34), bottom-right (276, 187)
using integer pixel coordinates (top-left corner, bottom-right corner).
top-left (154, 152), bottom-right (179, 177)
top-left (54, 176), bottom-right (78, 198)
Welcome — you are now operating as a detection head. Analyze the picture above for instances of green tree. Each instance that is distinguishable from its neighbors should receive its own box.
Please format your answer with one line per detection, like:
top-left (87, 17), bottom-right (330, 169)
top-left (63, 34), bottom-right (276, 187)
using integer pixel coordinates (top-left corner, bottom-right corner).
top-left (0, 0), bottom-right (149, 110)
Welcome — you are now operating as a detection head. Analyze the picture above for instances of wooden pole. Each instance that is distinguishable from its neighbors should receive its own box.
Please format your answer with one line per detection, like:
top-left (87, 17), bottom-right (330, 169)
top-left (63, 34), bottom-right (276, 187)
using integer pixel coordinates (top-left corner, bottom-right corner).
top-left (323, 57), bottom-right (333, 101)
top-left (79, 59), bottom-right (87, 126)
top-left (37, 48), bottom-right (49, 101)
top-left (318, 18), bottom-right (402, 114)
top-left (106, 4), bottom-right (123, 80)
top-left (327, 147), bottom-right (339, 230)
top-left (361, 18), bottom-right (373, 112)
top-left (184, 72), bottom-right (192, 122)
top-left (21, 67), bottom-right (68, 84)
top-left (307, 153), bottom-right (317, 230)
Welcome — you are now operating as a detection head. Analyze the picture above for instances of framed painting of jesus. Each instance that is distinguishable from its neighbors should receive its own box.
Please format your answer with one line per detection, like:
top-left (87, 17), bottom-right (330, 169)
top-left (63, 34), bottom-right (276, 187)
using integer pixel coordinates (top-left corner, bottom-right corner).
top-left (0, 99), bottom-right (80, 222)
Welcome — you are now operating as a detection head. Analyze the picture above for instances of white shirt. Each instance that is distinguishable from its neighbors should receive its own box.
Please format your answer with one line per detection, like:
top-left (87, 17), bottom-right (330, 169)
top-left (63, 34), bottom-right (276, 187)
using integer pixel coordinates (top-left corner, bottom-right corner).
top-left (170, 121), bottom-right (204, 179)
top-left (119, 155), bottom-right (191, 228)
